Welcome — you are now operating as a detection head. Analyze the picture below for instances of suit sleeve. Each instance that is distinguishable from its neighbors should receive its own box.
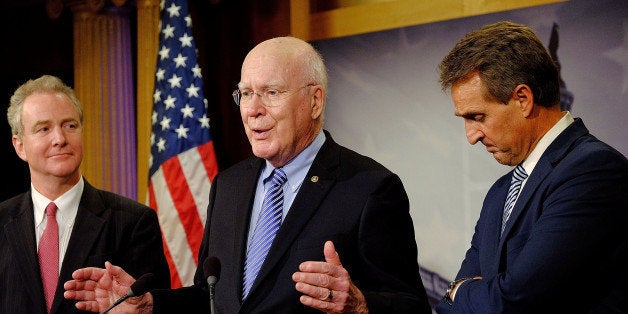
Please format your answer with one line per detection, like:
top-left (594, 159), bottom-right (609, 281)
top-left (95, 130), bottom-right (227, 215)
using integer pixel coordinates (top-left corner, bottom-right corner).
top-left (117, 206), bottom-right (171, 289)
top-left (357, 174), bottom-right (431, 313)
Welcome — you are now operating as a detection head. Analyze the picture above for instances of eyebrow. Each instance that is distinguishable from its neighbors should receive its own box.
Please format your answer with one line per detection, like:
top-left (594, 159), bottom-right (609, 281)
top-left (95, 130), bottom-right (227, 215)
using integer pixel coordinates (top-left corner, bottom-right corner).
top-left (30, 120), bottom-right (50, 130)
top-left (238, 82), bottom-right (284, 90)
top-left (454, 110), bottom-right (468, 117)
top-left (454, 110), bottom-right (481, 118)
top-left (31, 118), bottom-right (80, 129)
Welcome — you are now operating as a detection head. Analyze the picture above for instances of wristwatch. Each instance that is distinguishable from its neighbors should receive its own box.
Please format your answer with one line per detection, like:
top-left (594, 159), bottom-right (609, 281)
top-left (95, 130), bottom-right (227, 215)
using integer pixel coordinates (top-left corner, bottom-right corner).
top-left (443, 277), bottom-right (472, 305)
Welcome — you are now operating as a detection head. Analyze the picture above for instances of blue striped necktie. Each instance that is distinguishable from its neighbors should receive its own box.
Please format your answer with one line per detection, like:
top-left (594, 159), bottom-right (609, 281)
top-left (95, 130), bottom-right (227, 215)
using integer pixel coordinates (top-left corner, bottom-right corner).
top-left (501, 164), bottom-right (528, 233)
top-left (242, 168), bottom-right (288, 299)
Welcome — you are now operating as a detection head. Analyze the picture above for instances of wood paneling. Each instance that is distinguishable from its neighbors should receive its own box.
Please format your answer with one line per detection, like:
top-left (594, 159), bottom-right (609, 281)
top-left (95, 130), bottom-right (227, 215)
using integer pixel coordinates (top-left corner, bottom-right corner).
top-left (291, 0), bottom-right (567, 41)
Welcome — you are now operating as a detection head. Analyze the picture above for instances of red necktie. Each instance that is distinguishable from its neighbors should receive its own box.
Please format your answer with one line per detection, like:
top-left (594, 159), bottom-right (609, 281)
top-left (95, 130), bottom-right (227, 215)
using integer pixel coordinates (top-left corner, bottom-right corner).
top-left (38, 202), bottom-right (59, 312)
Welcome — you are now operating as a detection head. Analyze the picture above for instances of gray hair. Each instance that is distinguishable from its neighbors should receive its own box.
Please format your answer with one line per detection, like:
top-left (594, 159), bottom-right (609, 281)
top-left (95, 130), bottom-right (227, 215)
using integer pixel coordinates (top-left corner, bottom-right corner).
top-left (306, 45), bottom-right (329, 92)
top-left (7, 75), bottom-right (83, 137)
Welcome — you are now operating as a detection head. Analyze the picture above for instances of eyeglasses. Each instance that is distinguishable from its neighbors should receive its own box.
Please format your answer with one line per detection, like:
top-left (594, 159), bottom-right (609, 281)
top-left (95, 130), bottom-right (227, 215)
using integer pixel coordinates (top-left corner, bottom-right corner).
top-left (232, 84), bottom-right (315, 107)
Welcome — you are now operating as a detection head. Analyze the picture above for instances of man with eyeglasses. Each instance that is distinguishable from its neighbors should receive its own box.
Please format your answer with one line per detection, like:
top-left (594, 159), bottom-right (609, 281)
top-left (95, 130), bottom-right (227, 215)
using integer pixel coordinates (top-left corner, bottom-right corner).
top-left (65, 36), bottom-right (431, 313)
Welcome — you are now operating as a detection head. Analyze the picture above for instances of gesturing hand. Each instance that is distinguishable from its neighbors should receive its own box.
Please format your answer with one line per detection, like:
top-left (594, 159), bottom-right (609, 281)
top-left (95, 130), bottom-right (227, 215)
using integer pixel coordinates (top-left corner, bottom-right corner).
top-left (63, 261), bottom-right (139, 313)
top-left (292, 241), bottom-right (368, 314)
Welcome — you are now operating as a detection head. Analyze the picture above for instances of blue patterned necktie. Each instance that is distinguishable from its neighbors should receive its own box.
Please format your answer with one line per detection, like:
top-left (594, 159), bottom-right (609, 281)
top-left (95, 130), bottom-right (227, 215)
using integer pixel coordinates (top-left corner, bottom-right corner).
top-left (501, 164), bottom-right (528, 234)
top-left (242, 168), bottom-right (288, 299)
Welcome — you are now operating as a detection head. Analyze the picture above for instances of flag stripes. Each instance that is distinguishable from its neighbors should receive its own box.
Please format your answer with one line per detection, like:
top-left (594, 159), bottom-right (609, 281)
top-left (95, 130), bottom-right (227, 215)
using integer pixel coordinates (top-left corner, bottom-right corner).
top-left (148, 0), bottom-right (219, 288)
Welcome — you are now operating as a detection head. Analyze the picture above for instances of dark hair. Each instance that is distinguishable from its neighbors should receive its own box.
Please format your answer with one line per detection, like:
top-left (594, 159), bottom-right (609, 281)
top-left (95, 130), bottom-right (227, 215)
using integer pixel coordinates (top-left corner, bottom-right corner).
top-left (438, 21), bottom-right (560, 107)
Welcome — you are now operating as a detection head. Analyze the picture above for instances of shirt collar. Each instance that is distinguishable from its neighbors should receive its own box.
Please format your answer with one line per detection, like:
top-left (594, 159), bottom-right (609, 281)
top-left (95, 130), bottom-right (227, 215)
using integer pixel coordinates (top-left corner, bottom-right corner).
top-left (32, 177), bottom-right (84, 225)
top-left (262, 131), bottom-right (326, 193)
top-left (522, 111), bottom-right (574, 175)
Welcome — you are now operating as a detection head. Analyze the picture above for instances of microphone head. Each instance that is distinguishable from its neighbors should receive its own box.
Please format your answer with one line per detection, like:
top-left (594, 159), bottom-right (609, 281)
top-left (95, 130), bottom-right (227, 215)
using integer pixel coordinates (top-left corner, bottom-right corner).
top-left (129, 273), bottom-right (156, 296)
top-left (203, 256), bottom-right (221, 284)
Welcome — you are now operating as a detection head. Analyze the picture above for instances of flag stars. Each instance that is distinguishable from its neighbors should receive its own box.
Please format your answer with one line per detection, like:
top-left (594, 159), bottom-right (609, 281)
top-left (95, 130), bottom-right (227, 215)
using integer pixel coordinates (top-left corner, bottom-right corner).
top-left (156, 137), bottom-right (167, 152)
top-left (166, 3), bottom-right (181, 17)
top-left (181, 104), bottom-right (195, 118)
top-left (164, 95), bottom-right (177, 109)
top-left (151, 0), bottom-right (213, 169)
top-left (168, 74), bottom-right (182, 88)
top-left (175, 124), bottom-right (189, 139)
top-left (156, 68), bottom-right (166, 81)
top-left (198, 115), bottom-right (210, 128)
top-left (173, 53), bottom-right (188, 68)
top-left (162, 24), bottom-right (176, 39)
top-left (153, 90), bottom-right (162, 103)
top-left (186, 83), bottom-right (200, 98)
top-left (159, 46), bottom-right (170, 60)
top-left (160, 116), bottom-right (172, 130)
top-left (192, 64), bottom-right (202, 78)
top-left (179, 33), bottom-right (193, 47)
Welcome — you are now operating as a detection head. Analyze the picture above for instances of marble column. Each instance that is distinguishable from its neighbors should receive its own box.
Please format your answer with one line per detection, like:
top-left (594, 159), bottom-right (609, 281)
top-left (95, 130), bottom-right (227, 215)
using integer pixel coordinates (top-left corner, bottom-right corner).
top-left (47, 0), bottom-right (138, 199)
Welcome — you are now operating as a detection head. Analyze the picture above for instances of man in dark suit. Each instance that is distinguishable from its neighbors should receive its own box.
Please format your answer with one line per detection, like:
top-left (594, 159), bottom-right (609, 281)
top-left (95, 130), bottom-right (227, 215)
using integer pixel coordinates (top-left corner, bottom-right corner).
top-left (64, 37), bottom-right (431, 313)
top-left (435, 21), bottom-right (628, 313)
top-left (1, 75), bottom-right (170, 313)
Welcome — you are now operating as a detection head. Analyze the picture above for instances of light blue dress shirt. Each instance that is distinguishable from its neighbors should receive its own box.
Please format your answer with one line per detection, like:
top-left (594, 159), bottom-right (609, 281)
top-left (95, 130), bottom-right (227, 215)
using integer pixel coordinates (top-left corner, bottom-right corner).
top-left (246, 131), bottom-right (326, 245)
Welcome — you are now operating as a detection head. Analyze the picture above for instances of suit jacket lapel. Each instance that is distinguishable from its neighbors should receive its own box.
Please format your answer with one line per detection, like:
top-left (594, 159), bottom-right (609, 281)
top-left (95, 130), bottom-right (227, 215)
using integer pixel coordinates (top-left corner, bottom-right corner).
top-left (498, 160), bottom-right (551, 243)
top-left (246, 133), bottom-right (340, 300)
top-left (234, 158), bottom-right (265, 301)
top-left (3, 192), bottom-right (46, 310)
top-left (498, 119), bottom-right (589, 252)
top-left (482, 178), bottom-right (510, 276)
top-left (55, 181), bottom-right (106, 312)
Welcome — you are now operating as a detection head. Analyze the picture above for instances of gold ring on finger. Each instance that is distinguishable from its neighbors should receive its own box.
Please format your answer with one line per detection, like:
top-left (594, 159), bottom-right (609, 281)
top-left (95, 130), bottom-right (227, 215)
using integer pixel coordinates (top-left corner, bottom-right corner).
top-left (321, 288), bottom-right (333, 301)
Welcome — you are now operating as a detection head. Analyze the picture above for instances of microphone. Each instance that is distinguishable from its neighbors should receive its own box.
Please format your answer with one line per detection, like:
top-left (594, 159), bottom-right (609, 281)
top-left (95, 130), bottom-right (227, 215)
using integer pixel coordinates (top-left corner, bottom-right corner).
top-left (203, 256), bottom-right (221, 314)
top-left (99, 273), bottom-right (155, 314)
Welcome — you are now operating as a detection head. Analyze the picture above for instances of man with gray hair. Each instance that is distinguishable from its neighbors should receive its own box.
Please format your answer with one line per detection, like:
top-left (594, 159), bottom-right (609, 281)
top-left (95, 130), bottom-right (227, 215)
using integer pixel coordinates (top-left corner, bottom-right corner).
top-left (1, 75), bottom-right (170, 313)
top-left (65, 37), bottom-right (431, 313)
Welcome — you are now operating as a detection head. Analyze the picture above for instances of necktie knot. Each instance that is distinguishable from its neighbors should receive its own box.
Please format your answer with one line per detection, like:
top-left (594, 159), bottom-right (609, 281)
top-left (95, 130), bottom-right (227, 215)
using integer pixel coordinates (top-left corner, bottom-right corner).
top-left (45, 202), bottom-right (58, 217)
top-left (269, 168), bottom-right (287, 186)
top-left (511, 164), bottom-right (528, 183)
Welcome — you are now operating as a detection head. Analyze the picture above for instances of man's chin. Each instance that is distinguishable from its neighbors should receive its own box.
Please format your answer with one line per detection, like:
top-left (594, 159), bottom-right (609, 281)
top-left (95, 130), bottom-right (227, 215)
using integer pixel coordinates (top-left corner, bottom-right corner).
top-left (491, 152), bottom-right (509, 165)
top-left (251, 145), bottom-right (275, 159)
top-left (46, 165), bottom-right (81, 178)
top-left (493, 154), bottom-right (519, 167)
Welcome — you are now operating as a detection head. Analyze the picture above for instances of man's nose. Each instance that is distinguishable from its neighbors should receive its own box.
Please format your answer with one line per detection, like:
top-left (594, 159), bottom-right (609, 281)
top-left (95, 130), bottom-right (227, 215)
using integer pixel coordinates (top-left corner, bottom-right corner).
top-left (51, 126), bottom-right (67, 146)
top-left (465, 121), bottom-right (482, 145)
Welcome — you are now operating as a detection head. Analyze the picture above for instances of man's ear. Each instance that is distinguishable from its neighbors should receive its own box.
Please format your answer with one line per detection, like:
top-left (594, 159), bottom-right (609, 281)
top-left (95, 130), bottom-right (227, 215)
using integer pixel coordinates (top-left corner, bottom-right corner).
top-left (310, 85), bottom-right (325, 120)
top-left (513, 84), bottom-right (534, 118)
top-left (12, 135), bottom-right (28, 162)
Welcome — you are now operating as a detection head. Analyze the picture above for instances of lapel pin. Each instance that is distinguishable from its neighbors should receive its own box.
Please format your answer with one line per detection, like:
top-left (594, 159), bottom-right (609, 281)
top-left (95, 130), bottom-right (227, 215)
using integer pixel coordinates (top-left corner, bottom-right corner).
top-left (310, 176), bottom-right (319, 183)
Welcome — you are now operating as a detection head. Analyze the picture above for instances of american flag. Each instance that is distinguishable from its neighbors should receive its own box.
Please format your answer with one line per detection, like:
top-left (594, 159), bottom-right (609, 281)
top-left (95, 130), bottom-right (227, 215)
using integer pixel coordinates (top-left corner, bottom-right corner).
top-left (148, 0), bottom-right (219, 288)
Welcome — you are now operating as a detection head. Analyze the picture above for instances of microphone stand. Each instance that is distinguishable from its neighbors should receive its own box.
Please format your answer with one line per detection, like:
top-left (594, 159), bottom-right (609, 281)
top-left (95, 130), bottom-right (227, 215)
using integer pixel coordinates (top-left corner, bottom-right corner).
top-left (209, 282), bottom-right (216, 314)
